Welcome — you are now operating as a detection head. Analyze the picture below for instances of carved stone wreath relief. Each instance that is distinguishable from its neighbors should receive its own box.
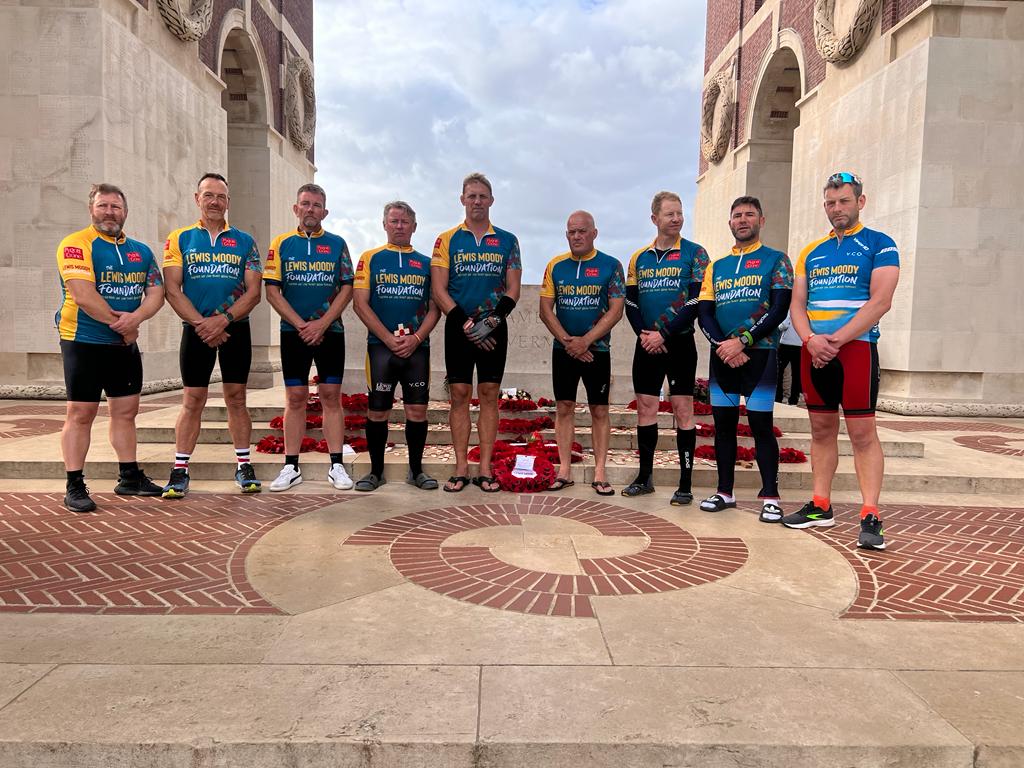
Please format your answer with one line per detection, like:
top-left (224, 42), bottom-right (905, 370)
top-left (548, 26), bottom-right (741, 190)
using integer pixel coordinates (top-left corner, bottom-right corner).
top-left (700, 68), bottom-right (736, 165)
top-left (156, 0), bottom-right (214, 43)
top-left (813, 0), bottom-right (883, 64)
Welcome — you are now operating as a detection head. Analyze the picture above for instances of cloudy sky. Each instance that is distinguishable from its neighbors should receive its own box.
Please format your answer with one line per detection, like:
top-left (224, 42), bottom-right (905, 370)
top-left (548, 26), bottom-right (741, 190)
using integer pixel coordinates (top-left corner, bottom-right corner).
top-left (313, 0), bottom-right (707, 282)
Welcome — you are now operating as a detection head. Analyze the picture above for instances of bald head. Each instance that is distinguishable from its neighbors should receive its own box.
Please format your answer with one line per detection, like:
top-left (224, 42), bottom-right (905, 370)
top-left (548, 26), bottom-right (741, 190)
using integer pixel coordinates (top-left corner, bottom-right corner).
top-left (566, 210), bottom-right (598, 258)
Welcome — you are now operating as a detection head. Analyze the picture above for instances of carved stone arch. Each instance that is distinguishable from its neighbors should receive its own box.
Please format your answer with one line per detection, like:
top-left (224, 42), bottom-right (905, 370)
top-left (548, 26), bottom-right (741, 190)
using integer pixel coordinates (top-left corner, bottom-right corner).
top-left (216, 15), bottom-right (273, 129)
top-left (700, 66), bottom-right (736, 165)
top-left (284, 53), bottom-right (316, 152)
top-left (745, 30), bottom-right (807, 141)
top-left (813, 0), bottom-right (883, 64)
top-left (156, 0), bottom-right (214, 43)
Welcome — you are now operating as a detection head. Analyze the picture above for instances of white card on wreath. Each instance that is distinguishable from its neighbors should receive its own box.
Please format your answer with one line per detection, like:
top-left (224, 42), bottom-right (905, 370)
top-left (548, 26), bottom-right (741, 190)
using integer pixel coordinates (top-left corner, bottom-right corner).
top-left (511, 454), bottom-right (537, 478)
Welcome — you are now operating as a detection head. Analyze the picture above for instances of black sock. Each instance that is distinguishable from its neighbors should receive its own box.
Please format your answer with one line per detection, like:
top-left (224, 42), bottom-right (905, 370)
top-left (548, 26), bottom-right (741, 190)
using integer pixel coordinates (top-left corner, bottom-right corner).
top-left (118, 461), bottom-right (139, 476)
top-left (747, 410), bottom-right (780, 498)
top-left (676, 427), bottom-right (696, 492)
top-left (405, 419), bottom-right (428, 476)
top-left (636, 423), bottom-right (659, 484)
top-left (366, 419), bottom-right (389, 477)
top-left (66, 469), bottom-right (84, 485)
top-left (285, 454), bottom-right (299, 470)
top-left (712, 406), bottom-right (740, 495)
top-left (329, 452), bottom-right (344, 465)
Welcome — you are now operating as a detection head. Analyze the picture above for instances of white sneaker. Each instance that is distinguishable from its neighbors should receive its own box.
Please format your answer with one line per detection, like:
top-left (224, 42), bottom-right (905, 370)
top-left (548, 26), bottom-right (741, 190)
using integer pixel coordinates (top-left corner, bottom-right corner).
top-left (328, 463), bottom-right (354, 490)
top-left (270, 464), bottom-right (302, 492)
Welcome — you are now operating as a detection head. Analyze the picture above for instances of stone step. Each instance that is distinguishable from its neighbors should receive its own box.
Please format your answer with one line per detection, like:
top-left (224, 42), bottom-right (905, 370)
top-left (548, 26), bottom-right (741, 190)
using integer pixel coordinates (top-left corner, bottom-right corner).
top-left (9, 443), bottom-right (1019, 495)
top-left (134, 422), bottom-right (925, 457)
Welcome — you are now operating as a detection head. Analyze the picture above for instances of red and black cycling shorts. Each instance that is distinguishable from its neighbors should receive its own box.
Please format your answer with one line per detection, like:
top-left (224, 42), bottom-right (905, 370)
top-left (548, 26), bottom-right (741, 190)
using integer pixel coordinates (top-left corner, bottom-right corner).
top-left (801, 340), bottom-right (879, 418)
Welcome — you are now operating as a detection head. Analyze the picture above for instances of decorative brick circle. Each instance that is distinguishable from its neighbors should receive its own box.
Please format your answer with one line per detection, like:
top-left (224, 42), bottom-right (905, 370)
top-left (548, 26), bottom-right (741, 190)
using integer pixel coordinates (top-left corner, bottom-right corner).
top-left (0, 492), bottom-right (346, 615)
top-left (0, 418), bottom-right (63, 440)
top-left (879, 420), bottom-right (1024, 434)
top-left (344, 495), bottom-right (748, 618)
top-left (813, 504), bottom-right (1024, 622)
top-left (953, 435), bottom-right (1024, 458)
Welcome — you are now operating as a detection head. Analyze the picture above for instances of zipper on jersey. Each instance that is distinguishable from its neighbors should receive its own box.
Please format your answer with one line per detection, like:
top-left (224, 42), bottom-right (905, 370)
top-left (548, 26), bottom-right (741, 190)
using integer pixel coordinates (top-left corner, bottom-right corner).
top-left (114, 241), bottom-right (124, 266)
top-left (576, 257), bottom-right (582, 281)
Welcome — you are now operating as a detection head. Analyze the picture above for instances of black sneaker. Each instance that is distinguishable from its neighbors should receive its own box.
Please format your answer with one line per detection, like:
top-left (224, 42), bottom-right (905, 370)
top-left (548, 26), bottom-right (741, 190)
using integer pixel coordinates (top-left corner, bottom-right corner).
top-left (781, 501), bottom-right (835, 529)
top-left (620, 478), bottom-right (655, 498)
top-left (858, 514), bottom-right (886, 550)
top-left (64, 480), bottom-right (97, 513)
top-left (162, 468), bottom-right (190, 499)
top-left (235, 463), bottom-right (262, 493)
top-left (114, 469), bottom-right (163, 496)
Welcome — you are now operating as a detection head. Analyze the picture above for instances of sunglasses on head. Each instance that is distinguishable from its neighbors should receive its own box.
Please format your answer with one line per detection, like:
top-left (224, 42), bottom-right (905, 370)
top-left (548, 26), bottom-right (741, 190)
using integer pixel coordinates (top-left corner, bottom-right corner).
top-left (828, 171), bottom-right (862, 186)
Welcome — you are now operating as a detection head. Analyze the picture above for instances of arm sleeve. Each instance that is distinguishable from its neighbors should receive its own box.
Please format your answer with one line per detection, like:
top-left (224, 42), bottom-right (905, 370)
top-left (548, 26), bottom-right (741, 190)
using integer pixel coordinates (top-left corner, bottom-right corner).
top-left (747, 288), bottom-right (793, 344)
top-left (659, 280), bottom-right (702, 338)
top-left (697, 300), bottom-right (728, 345)
top-left (338, 242), bottom-right (355, 287)
top-left (624, 284), bottom-right (643, 335)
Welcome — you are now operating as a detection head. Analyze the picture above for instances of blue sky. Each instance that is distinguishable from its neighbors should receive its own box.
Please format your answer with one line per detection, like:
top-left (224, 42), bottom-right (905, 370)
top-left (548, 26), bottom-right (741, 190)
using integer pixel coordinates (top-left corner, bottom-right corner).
top-left (313, 0), bottom-right (706, 281)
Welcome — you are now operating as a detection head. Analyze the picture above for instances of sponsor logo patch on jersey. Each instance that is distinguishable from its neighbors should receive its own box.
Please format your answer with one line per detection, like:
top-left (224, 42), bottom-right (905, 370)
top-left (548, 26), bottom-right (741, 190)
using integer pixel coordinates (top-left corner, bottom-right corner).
top-left (484, 237), bottom-right (500, 247)
top-left (433, 237), bottom-right (442, 249)
top-left (164, 239), bottom-right (171, 251)
top-left (221, 237), bottom-right (237, 248)
top-left (355, 260), bottom-right (364, 272)
top-left (267, 250), bottom-right (275, 262)
top-left (63, 246), bottom-right (85, 261)
top-left (316, 245), bottom-right (331, 254)
top-left (127, 251), bottom-right (142, 263)
top-left (409, 259), bottom-right (423, 269)
top-left (745, 259), bottom-right (761, 269)
top-left (585, 267), bottom-right (600, 277)
top-left (666, 252), bottom-right (680, 261)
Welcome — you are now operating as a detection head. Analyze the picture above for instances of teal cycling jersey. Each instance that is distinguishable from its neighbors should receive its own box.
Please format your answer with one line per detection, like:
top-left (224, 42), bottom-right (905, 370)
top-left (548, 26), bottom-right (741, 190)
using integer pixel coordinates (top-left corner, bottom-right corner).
top-left (626, 237), bottom-right (710, 333)
top-left (56, 226), bottom-right (162, 345)
top-left (431, 223), bottom-right (521, 319)
top-left (354, 244), bottom-right (432, 345)
top-left (540, 249), bottom-right (625, 352)
top-left (795, 223), bottom-right (899, 342)
top-left (263, 228), bottom-right (354, 333)
top-left (698, 242), bottom-right (794, 350)
top-left (163, 221), bottom-right (261, 319)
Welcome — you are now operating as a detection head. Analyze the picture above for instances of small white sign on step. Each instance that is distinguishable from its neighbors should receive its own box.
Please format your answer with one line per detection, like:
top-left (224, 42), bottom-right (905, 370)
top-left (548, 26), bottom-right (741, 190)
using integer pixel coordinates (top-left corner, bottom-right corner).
top-left (511, 454), bottom-right (537, 479)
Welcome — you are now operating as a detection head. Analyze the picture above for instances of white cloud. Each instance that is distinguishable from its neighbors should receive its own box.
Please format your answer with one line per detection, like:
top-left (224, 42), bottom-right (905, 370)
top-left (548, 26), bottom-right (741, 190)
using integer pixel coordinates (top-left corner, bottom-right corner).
top-left (313, 0), bottom-right (707, 280)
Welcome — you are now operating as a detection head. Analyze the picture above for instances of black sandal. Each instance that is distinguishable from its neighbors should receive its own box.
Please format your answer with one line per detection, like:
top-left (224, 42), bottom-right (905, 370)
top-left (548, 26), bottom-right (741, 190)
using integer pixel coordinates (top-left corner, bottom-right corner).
top-left (699, 494), bottom-right (737, 513)
top-left (443, 475), bottom-right (470, 493)
top-left (547, 478), bottom-right (574, 491)
top-left (407, 471), bottom-right (439, 490)
top-left (472, 475), bottom-right (502, 493)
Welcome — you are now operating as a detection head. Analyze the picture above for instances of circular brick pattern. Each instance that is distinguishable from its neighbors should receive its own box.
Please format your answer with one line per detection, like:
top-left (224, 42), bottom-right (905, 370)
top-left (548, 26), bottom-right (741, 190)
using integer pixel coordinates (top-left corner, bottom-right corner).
top-left (953, 435), bottom-right (1024, 458)
top-left (344, 495), bottom-right (748, 618)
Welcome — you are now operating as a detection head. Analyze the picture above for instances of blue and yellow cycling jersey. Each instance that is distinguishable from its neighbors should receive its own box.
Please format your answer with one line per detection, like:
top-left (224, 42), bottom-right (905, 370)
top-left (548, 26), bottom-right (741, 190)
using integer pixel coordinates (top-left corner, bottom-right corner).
top-left (795, 223), bottom-right (899, 342)
top-left (263, 228), bottom-right (354, 333)
top-left (55, 226), bottom-right (162, 345)
top-left (626, 237), bottom-right (710, 333)
top-left (354, 244), bottom-right (432, 345)
top-left (163, 221), bottom-right (262, 319)
top-left (431, 223), bottom-right (521, 319)
top-left (698, 242), bottom-right (794, 350)
top-left (540, 249), bottom-right (625, 352)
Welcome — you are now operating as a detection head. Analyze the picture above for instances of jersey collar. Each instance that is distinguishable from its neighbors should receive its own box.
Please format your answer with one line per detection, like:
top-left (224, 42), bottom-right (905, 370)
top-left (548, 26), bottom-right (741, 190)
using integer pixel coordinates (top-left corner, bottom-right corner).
top-left (730, 240), bottom-right (763, 256)
top-left (91, 225), bottom-right (127, 245)
top-left (459, 222), bottom-right (496, 236)
top-left (647, 236), bottom-right (681, 254)
top-left (296, 226), bottom-right (325, 239)
top-left (829, 222), bottom-right (864, 239)
top-left (386, 243), bottom-right (415, 253)
top-left (568, 248), bottom-right (597, 262)
top-left (196, 219), bottom-right (233, 235)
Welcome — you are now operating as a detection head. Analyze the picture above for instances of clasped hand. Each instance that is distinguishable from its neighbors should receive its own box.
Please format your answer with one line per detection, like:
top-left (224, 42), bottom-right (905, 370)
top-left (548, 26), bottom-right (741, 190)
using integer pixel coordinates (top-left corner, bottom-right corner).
top-left (807, 334), bottom-right (841, 368)
top-left (563, 335), bottom-right (593, 362)
top-left (463, 316), bottom-right (500, 350)
top-left (716, 337), bottom-right (749, 368)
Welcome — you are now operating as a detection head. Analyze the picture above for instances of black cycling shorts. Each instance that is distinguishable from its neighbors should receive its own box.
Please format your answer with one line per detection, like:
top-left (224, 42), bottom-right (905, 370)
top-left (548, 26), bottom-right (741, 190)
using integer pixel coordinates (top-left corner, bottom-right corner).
top-left (281, 330), bottom-right (345, 388)
top-left (709, 347), bottom-right (778, 412)
top-left (631, 332), bottom-right (697, 397)
top-left (551, 348), bottom-right (611, 405)
top-left (444, 315), bottom-right (508, 386)
top-left (366, 343), bottom-right (430, 411)
top-left (61, 340), bottom-right (143, 402)
top-left (179, 321), bottom-right (252, 388)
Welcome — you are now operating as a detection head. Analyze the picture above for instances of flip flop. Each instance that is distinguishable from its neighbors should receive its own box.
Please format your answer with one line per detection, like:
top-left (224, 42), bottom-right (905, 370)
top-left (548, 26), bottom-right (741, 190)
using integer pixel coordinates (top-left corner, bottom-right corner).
top-left (472, 475), bottom-right (502, 493)
top-left (547, 478), bottom-right (574, 492)
top-left (443, 475), bottom-right (470, 493)
top-left (407, 471), bottom-right (439, 490)
top-left (591, 481), bottom-right (614, 496)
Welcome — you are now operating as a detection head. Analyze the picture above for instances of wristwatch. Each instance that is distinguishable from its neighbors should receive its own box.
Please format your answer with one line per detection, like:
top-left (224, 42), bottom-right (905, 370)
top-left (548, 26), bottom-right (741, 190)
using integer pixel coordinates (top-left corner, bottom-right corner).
top-left (740, 331), bottom-right (754, 347)
top-left (222, 310), bottom-right (234, 323)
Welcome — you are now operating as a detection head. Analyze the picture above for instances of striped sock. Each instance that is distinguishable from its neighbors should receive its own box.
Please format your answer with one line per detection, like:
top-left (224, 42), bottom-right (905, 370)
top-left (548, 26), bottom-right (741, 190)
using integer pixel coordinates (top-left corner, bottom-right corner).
top-left (235, 448), bottom-right (251, 466)
top-left (174, 453), bottom-right (191, 472)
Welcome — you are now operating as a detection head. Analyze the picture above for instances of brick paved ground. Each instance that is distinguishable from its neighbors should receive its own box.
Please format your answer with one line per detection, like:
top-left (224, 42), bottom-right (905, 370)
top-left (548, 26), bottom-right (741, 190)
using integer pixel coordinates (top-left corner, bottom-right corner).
top-left (0, 492), bottom-right (344, 615)
top-left (816, 504), bottom-right (1024, 622)
top-left (879, 420), bottom-right (1024, 433)
top-left (345, 495), bottom-right (747, 618)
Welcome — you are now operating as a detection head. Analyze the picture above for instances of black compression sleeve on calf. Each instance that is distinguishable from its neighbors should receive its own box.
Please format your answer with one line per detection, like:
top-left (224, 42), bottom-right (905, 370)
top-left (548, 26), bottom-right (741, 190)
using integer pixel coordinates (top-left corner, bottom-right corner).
top-left (711, 406), bottom-right (740, 495)
top-left (746, 288), bottom-right (792, 344)
top-left (661, 281), bottom-right (702, 338)
top-left (625, 285), bottom-right (644, 335)
top-left (405, 419), bottom-right (428, 476)
top-left (366, 419), bottom-right (389, 478)
top-left (447, 305), bottom-right (469, 327)
top-left (637, 423), bottom-right (659, 481)
top-left (698, 300), bottom-right (729, 344)
top-left (495, 295), bottom-right (516, 318)
top-left (746, 410), bottom-right (780, 498)
top-left (676, 427), bottom-right (696, 493)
